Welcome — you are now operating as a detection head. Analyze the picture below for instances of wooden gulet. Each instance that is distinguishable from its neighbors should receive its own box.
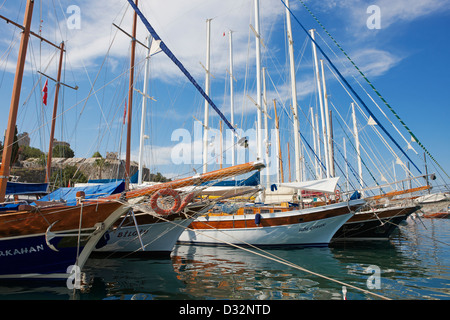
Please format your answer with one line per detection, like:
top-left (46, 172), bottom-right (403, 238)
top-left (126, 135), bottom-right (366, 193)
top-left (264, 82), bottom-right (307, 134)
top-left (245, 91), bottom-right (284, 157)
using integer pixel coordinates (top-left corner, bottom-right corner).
top-left (0, 0), bottom-right (34, 202)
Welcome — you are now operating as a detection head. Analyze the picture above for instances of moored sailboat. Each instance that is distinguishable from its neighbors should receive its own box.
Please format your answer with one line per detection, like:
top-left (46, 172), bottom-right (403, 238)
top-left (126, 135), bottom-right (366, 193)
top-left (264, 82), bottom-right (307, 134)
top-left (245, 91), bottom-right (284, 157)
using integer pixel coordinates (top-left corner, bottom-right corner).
top-left (332, 203), bottom-right (421, 241)
top-left (94, 161), bottom-right (266, 256)
top-left (178, 198), bottom-right (365, 247)
top-left (0, 197), bottom-right (129, 279)
top-left (178, 176), bottom-right (365, 247)
top-left (0, 0), bottom-right (132, 280)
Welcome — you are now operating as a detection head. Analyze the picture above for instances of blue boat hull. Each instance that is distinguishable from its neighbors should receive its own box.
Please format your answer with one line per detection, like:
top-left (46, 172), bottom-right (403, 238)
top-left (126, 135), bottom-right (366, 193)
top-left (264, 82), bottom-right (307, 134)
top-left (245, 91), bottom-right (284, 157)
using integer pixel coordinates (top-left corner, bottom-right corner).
top-left (0, 233), bottom-right (86, 277)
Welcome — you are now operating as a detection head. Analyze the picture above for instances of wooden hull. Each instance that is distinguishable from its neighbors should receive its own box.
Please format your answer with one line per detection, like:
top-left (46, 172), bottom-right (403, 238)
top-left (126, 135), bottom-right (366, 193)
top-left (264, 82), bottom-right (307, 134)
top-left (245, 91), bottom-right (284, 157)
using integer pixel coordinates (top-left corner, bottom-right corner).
top-left (332, 205), bottom-right (421, 241)
top-left (178, 199), bottom-right (365, 247)
top-left (0, 200), bottom-right (128, 279)
top-left (423, 212), bottom-right (450, 219)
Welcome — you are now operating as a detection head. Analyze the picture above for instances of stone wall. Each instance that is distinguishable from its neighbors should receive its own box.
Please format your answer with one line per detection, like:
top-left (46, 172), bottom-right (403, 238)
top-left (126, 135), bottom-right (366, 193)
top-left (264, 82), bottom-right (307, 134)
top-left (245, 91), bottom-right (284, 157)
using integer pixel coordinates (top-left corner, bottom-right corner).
top-left (12, 157), bottom-right (149, 183)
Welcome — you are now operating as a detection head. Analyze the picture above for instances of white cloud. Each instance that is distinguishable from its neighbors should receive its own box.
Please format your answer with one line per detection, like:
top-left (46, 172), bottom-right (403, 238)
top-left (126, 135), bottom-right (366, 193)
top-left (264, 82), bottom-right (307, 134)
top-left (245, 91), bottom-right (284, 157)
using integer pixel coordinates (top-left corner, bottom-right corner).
top-left (368, 0), bottom-right (450, 28)
top-left (350, 48), bottom-right (402, 77)
top-left (37, 0), bottom-right (288, 82)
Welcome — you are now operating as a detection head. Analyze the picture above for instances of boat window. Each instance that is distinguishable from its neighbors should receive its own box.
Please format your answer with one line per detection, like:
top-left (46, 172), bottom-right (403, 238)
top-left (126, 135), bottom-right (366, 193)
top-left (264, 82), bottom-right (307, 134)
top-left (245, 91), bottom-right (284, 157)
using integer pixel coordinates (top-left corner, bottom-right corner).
top-left (260, 209), bottom-right (270, 214)
top-left (244, 208), bottom-right (253, 214)
top-left (273, 209), bottom-right (282, 213)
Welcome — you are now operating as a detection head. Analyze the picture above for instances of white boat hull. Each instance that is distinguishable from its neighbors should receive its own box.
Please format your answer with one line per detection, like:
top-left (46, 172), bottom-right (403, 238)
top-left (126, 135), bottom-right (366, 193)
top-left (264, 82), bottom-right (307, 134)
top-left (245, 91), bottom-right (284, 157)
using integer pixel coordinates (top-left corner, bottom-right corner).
top-left (178, 200), bottom-right (364, 247)
top-left (94, 218), bottom-right (193, 256)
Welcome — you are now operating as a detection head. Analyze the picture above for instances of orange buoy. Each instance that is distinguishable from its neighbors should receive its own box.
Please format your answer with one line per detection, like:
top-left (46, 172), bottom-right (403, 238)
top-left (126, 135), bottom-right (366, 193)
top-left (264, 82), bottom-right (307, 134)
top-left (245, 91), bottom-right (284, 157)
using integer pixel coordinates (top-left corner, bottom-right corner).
top-left (150, 188), bottom-right (181, 216)
top-left (178, 192), bottom-right (195, 213)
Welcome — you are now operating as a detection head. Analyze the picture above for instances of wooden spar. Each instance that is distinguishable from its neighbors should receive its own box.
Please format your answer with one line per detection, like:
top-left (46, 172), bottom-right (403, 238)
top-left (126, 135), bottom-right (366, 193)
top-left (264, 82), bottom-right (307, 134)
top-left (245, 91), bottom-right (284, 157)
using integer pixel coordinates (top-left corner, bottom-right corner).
top-left (125, 0), bottom-right (138, 189)
top-left (0, 0), bottom-right (34, 202)
top-left (0, 14), bottom-right (63, 51)
top-left (287, 142), bottom-right (291, 182)
top-left (365, 185), bottom-right (431, 201)
top-left (104, 161), bottom-right (265, 201)
top-left (45, 41), bottom-right (65, 183)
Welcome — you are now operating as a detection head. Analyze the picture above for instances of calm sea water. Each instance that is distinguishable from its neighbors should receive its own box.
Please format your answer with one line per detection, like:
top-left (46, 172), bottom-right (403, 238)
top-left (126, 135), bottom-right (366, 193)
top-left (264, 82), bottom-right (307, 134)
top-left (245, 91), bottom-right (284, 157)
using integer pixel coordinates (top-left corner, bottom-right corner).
top-left (0, 208), bottom-right (449, 301)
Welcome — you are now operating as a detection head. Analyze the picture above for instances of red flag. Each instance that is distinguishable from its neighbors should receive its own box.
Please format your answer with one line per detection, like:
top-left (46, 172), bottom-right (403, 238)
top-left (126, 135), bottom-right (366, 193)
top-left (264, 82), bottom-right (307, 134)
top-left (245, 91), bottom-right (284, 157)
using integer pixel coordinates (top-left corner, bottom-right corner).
top-left (42, 79), bottom-right (48, 106)
top-left (123, 101), bottom-right (127, 125)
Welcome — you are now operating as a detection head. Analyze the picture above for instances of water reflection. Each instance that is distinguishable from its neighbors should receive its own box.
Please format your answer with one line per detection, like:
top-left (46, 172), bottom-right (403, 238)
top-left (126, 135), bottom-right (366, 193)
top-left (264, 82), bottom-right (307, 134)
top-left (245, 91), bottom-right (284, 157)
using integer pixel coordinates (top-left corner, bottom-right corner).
top-left (0, 218), bottom-right (448, 300)
top-left (171, 245), bottom-right (347, 300)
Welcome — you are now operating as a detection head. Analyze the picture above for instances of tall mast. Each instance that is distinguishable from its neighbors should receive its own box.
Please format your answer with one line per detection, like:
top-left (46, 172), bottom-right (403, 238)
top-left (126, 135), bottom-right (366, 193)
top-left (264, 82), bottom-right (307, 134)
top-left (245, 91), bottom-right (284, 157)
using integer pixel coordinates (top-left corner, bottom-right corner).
top-left (45, 41), bottom-right (65, 183)
top-left (228, 30), bottom-right (235, 167)
top-left (310, 107), bottom-right (319, 178)
top-left (320, 59), bottom-right (333, 177)
top-left (273, 100), bottom-right (283, 183)
top-left (138, 36), bottom-right (151, 185)
top-left (285, 0), bottom-right (301, 182)
top-left (310, 29), bottom-right (329, 178)
top-left (315, 113), bottom-right (323, 178)
top-left (287, 142), bottom-right (291, 182)
top-left (329, 109), bottom-right (335, 178)
top-left (343, 137), bottom-right (349, 194)
top-left (125, 0), bottom-right (138, 189)
top-left (262, 67), bottom-right (270, 188)
top-left (351, 102), bottom-right (364, 192)
top-left (0, 0), bottom-right (34, 202)
top-left (202, 18), bottom-right (212, 174)
top-left (254, 0), bottom-right (263, 162)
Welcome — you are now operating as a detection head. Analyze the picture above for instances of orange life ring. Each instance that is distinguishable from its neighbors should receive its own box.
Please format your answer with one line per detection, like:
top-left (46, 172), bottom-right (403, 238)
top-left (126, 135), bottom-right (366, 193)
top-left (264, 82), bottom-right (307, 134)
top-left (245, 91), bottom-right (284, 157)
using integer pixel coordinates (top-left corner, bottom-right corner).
top-left (335, 189), bottom-right (341, 201)
top-left (178, 192), bottom-right (195, 212)
top-left (150, 188), bottom-right (181, 216)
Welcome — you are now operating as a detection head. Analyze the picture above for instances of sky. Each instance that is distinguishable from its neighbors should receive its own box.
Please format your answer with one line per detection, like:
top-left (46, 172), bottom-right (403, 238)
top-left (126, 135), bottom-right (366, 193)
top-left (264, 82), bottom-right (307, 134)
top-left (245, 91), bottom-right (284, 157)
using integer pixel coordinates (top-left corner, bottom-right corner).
top-left (0, 0), bottom-right (449, 191)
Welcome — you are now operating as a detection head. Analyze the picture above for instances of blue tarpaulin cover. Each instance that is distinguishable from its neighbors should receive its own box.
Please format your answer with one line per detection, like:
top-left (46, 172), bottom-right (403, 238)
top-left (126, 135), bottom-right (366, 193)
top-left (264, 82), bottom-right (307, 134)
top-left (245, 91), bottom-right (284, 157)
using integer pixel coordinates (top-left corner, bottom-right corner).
top-left (37, 181), bottom-right (125, 206)
top-left (6, 182), bottom-right (48, 195)
top-left (203, 171), bottom-right (260, 187)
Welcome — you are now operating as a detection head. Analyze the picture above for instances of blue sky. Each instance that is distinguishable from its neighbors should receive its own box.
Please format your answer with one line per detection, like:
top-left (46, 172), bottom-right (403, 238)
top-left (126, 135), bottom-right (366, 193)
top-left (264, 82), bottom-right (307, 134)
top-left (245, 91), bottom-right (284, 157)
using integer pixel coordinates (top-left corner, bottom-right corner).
top-left (0, 0), bottom-right (449, 191)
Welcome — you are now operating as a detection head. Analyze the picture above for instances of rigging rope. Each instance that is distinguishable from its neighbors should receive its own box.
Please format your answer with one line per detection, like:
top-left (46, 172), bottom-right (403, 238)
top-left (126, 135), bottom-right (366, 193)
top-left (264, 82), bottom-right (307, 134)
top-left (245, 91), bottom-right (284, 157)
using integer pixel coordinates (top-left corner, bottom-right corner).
top-left (280, 0), bottom-right (422, 175)
top-left (295, 0), bottom-right (449, 180)
top-left (126, 0), bottom-right (237, 136)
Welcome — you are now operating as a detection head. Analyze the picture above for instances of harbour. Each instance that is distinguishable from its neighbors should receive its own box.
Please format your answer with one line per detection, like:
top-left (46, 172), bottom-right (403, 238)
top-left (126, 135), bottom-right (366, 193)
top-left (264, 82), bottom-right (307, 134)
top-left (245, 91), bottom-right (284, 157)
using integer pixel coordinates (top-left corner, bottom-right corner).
top-left (0, 206), bottom-right (448, 300)
top-left (0, 0), bottom-right (449, 303)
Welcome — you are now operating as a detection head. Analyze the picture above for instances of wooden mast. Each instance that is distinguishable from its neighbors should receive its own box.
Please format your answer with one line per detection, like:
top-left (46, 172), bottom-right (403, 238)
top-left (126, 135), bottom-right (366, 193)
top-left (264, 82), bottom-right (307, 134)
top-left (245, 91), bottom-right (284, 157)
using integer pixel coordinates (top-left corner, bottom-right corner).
top-left (0, 0), bottom-right (34, 202)
top-left (125, 0), bottom-right (138, 189)
top-left (45, 41), bottom-right (65, 182)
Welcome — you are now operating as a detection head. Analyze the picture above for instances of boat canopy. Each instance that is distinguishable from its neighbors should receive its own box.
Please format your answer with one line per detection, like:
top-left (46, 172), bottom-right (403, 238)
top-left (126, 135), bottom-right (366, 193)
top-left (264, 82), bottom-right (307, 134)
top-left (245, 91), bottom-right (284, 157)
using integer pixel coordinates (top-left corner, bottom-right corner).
top-left (276, 177), bottom-right (340, 194)
top-left (37, 181), bottom-right (125, 206)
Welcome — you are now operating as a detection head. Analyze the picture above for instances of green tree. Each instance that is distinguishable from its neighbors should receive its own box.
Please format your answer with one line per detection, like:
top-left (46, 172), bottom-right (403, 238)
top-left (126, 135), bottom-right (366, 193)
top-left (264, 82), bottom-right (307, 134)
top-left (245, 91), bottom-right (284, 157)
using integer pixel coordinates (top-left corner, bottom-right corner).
top-left (20, 146), bottom-right (44, 160)
top-left (52, 145), bottom-right (75, 158)
top-left (50, 165), bottom-right (87, 189)
top-left (92, 151), bottom-right (102, 158)
top-left (94, 158), bottom-right (109, 179)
